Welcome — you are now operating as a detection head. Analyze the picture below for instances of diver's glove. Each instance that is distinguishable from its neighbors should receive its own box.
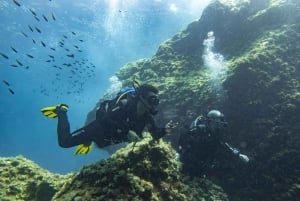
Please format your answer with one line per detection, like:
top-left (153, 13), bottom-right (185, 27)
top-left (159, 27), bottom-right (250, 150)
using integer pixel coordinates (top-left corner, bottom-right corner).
top-left (164, 120), bottom-right (178, 133)
top-left (74, 143), bottom-right (93, 155)
top-left (232, 148), bottom-right (240, 155)
top-left (151, 121), bottom-right (179, 141)
top-left (127, 130), bottom-right (140, 142)
top-left (239, 153), bottom-right (250, 163)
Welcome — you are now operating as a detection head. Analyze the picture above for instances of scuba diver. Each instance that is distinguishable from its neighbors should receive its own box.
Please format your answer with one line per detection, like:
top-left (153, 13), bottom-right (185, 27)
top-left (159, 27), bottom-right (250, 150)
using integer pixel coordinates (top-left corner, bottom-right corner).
top-left (178, 110), bottom-right (249, 177)
top-left (41, 83), bottom-right (177, 154)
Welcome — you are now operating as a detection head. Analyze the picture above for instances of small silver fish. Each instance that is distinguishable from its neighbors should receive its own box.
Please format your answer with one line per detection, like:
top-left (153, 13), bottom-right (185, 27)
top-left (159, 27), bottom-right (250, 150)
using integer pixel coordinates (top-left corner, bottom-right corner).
top-left (16, 59), bottom-right (23, 66)
top-left (11, 47), bottom-right (18, 53)
top-left (35, 26), bottom-right (41, 33)
top-left (2, 80), bottom-right (10, 86)
top-left (0, 52), bottom-right (9, 59)
top-left (51, 12), bottom-right (56, 21)
top-left (29, 8), bottom-right (37, 16)
top-left (28, 25), bottom-right (34, 32)
top-left (8, 88), bottom-right (15, 95)
top-left (12, 0), bottom-right (21, 7)
top-left (41, 41), bottom-right (46, 47)
top-left (42, 14), bottom-right (48, 22)
top-left (26, 54), bottom-right (34, 58)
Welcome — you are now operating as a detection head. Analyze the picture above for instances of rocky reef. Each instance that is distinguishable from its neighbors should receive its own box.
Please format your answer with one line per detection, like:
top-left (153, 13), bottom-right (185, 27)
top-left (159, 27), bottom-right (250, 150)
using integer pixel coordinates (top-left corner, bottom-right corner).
top-left (0, 137), bottom-right (228, 201)
top-left (53, 134), bottom-right (228, 201)
top-left (0, 156), bottom-right (72, 201)
top-left (3, 0), bottom-right (300, 200)
top-left (114, 0), bottom-right (300, 200)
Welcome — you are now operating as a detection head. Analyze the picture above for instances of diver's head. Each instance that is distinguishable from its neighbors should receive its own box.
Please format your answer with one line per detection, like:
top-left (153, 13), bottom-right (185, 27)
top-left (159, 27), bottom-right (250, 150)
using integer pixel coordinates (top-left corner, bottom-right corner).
top-left (137, 84), bottom-right (160, 115)
top-left (206, 110), bottom-right (227, 133)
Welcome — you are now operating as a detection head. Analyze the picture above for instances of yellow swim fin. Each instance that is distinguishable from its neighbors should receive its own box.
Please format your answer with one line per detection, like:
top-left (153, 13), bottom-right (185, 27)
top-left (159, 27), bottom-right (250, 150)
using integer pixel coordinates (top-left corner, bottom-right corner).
top-left (74, 143), bottom-right (93, 155)
top-left (41, 104), bottom-right (69, 118)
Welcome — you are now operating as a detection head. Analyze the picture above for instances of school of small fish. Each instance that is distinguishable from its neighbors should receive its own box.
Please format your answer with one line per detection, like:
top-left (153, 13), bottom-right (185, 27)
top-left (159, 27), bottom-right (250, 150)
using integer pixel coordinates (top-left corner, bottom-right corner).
top-left (1, 0), bottom-right (97, 99)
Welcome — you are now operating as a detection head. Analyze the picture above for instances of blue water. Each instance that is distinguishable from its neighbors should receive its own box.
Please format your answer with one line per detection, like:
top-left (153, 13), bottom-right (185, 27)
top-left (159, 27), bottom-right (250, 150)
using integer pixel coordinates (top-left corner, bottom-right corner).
top-left (0, 0), bottom-right (210, 174)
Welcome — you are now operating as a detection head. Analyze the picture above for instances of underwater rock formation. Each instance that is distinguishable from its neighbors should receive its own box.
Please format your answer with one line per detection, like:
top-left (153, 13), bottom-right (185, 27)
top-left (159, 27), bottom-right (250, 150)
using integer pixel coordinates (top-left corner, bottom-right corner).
top-left (113, 0), bottom-right (300, 201)
top-left (0, 140), bottom-right (228, 201)
top-left (0, 155), bottom-right (72, 201)
top-left (53, 134), bottom-right (228, 201)
top-left (4, 0), bottom-right (299, 200)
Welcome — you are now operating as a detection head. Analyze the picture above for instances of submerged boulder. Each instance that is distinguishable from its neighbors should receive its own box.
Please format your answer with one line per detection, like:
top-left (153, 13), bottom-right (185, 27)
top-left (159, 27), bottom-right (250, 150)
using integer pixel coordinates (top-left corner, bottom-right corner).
top-left (0, 141), bottom-right (228, 201)
top-left (53, 134), bottom-right (228, 201)
top-left (0, 155), bottom-right (72, 201)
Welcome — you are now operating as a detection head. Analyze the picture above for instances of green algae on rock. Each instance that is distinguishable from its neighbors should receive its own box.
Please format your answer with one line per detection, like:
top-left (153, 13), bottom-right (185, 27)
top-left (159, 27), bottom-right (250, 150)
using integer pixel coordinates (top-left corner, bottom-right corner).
top-left (53, 134), bottom-right (228, 201)
top-left (0, 155), bottom-right (73, 201)
top-left (5, 0), bottom-right (294, 200)
top-left (109, 0), bottom-right (300, 200)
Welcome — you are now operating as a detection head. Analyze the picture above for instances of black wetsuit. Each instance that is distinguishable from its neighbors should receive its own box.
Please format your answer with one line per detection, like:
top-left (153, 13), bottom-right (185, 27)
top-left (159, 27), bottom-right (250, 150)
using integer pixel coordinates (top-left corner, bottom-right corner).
top-left (57, 98), bottom-right (166, 148)
top-left (178, 118), bottom-right (239, 177)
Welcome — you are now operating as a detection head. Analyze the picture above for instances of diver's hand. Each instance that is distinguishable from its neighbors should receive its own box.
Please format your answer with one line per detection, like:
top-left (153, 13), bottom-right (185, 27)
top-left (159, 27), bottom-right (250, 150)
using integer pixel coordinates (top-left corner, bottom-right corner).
top-left (239, 153), bottom-right (250, 163)
top-left (127, 130), bottom-right (140, 142)
top-left (165, 120), bottom-right (178, 133)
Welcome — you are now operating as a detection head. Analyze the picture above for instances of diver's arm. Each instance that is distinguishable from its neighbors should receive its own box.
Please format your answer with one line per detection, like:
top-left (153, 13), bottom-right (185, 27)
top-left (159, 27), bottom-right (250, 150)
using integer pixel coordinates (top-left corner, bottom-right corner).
top-left (188, 116), bottom-right (206, 134)
top-left (221, 141), bottom-right (250, 163)
top-left (148, 126), bottom-right (167, 141)
top-left (146, 116), bottom-right (168, 140)
top-left (222, 141), bottom-right (239, 155)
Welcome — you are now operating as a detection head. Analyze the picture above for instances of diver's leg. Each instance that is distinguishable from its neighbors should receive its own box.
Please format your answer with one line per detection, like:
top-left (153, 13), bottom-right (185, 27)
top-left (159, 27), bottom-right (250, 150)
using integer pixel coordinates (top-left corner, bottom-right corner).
top-left (56, 109), bottom-right (98, 148)
top-left (57, 110), bottom-right (73, 147)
